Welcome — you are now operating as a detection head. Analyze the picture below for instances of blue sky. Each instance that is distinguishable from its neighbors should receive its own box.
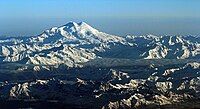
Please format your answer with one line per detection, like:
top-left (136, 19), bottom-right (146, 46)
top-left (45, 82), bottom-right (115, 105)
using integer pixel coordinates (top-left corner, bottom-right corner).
top-left (0, 0), bottom-right (200, 36)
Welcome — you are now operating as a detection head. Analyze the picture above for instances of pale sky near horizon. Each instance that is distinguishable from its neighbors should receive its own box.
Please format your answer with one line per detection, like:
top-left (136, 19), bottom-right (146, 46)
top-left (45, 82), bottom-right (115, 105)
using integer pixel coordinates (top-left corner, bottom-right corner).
top-left (0, 0), bottom-right (200, 36)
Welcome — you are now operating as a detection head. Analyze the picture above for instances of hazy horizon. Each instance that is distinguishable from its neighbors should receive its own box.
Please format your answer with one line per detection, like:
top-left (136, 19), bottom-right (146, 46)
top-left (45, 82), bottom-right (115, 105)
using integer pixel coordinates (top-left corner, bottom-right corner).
top-left (0, 0), bottom-right (200, 36)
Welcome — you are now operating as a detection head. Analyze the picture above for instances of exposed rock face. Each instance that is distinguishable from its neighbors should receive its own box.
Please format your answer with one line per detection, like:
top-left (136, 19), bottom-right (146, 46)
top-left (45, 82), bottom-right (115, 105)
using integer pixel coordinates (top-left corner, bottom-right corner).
top-left (0, 62), bottom-right (199, 108)
top-left (155, 82), bottom-right (173, 92)
top-left (9, 82), bottom-right (30, 99)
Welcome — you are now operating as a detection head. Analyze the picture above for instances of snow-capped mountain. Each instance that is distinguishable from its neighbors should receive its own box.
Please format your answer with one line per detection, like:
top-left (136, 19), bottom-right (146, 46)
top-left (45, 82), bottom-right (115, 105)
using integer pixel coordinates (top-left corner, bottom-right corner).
top-left (126, 35), bottom-right (200, 59)
top-left (0, 22), bottom-right (200, 108)
top-left (0, 22), bottom-right (199, 71)
top-left (0, 22), bottom-right (126, 70)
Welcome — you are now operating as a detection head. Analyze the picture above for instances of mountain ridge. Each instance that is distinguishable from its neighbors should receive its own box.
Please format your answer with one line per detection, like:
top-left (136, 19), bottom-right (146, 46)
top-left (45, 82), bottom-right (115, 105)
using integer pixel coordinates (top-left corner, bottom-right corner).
top-left (0, 22), bottom-right (199, 109)
top-left (0, 22), bottom-right (199, 70)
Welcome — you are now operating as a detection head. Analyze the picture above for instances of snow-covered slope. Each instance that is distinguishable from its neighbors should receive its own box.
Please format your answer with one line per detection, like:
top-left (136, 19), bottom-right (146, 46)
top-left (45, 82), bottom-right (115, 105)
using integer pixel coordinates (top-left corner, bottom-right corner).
top-left (0, 21), bottom-right (200, 108)
top-left (0, 61), bottom-right (199, 108)
top-left (126, 35), bottom-right (200, 59)
top-left (0, 22), bottom-right (125, 70)
top-left (0, 22), bottom-right (199, 71)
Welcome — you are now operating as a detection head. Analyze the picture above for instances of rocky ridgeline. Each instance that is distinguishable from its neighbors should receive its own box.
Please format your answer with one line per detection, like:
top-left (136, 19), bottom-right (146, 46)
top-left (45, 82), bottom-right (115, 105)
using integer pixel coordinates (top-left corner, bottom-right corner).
top-left (0, 62), bottom-right (199, 108)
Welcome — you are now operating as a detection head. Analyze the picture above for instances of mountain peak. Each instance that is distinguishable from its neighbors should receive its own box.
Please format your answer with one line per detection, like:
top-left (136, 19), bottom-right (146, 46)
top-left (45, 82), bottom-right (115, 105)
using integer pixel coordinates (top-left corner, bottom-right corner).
top-left (63, 21), bottom-right (89, 28)
top-left (78, 21), bottom-right (87, 25)
top-left (61, 21), bottom-right (97, 32)
top-left (63, 21), bottom-right (79, 29)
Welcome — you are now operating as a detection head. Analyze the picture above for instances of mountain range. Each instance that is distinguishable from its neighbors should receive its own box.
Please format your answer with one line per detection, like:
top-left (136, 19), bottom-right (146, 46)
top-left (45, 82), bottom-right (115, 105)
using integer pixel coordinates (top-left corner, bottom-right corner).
top-left (0, 22), bottom-right (199, 109)
top-left (0, 22), bottom-right (199, 70)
